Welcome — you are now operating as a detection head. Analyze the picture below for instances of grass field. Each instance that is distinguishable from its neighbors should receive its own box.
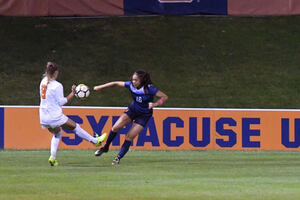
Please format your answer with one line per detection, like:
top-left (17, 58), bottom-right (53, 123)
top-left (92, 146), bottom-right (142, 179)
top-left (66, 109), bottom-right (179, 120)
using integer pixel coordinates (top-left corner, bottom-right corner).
top-left (0, 150), bottom-right (300, 200)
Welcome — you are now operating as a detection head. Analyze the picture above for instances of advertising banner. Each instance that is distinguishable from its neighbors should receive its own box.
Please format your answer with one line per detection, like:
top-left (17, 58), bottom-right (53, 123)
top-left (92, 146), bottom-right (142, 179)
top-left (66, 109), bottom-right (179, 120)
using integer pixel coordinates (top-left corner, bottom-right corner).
top-left (1, 0), bottom-right (300, 16)
top-left (0, 0), bottom-right (124, 16)
top-left (1, 106), bottom-right (300, 150)
top-left (228, 0), bottom-right (300, 15)
top-left (49, 0), bottom-right (124, 16)
top-left (0, 0), bottom-right (48, 16)
top-left (124, 0), bottom-right (227, 15)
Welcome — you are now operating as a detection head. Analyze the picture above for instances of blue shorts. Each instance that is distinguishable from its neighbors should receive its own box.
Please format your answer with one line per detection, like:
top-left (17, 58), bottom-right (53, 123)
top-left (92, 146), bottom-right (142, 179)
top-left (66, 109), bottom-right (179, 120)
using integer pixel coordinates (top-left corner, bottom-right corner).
top-left (124, 107), bottom-right (153, 127)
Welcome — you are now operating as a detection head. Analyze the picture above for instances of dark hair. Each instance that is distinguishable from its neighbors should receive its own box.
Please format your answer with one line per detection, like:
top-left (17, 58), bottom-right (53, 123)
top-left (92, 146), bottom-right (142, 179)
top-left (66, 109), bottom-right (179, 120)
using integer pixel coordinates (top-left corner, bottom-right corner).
top-left (132, 70), bottom-right (152, 90)
top-left (43, 62), bottom-right (58, 79)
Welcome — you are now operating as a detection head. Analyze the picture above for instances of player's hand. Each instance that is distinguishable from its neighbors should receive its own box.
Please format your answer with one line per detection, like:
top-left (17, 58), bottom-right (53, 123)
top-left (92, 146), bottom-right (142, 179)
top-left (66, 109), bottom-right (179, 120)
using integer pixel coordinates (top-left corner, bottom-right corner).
top-left (71, 85), bottom-right (76, 94)
top-left (94, 86), bottom-right (102, 91)
top-left (149, 102), bottom-right (156, 109)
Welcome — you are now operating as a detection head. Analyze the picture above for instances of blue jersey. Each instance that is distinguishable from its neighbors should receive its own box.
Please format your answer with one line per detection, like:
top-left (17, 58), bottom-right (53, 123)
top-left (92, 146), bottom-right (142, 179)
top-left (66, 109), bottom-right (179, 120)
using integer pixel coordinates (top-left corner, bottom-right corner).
top-left (125, 81), bottom-right (158, 113)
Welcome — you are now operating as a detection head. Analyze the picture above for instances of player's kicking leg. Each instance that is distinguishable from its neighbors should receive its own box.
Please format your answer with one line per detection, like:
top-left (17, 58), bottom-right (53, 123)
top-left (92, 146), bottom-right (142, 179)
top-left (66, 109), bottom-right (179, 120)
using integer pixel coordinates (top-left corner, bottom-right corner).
top-left (62, 119), bottom-right (107, 146)
top-left (95, 113), bottom-right (132, 156)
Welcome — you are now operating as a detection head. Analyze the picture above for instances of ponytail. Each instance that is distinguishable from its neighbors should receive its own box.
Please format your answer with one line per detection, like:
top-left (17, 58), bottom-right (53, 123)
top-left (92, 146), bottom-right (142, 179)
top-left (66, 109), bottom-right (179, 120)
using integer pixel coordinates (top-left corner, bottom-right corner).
top-left (43, 62), bottom-right (58, 83)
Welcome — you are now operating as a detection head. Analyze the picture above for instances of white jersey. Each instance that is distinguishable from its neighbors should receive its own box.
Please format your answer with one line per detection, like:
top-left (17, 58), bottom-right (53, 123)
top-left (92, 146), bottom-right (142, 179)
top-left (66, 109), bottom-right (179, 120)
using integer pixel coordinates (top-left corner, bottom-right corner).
top-left (39, 77), bottom-right (68, 127)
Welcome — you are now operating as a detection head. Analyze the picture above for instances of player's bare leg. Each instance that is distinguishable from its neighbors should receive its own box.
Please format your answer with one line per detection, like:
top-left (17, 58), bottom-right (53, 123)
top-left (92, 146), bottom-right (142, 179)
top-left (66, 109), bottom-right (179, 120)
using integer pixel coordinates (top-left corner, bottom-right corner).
top-left (62, 118), bottom-right (106, 146)
top-left (95, 113), bottom-right (132, 156)
top-left (112, 123), bottom-right (144, 165)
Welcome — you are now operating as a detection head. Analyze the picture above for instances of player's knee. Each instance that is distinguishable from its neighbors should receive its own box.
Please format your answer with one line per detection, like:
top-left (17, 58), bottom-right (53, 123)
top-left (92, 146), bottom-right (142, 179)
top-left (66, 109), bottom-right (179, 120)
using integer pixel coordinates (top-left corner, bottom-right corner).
top-left (68, 122), bottom-right (77, 130)
top-left (74, 123), bottom-right (81, 131)
top-left (125, 135), bottom-right (134, 141)
top-left (49, 127), bottom-right (61, 134)
top-left (112, 125), bottom-right (121, 133)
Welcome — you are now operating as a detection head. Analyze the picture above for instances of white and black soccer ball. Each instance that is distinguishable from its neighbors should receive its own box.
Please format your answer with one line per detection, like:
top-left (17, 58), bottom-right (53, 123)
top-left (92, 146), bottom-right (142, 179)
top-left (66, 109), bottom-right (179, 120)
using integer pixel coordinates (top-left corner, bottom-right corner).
top-left (75, 84), bottom-right (90, 99)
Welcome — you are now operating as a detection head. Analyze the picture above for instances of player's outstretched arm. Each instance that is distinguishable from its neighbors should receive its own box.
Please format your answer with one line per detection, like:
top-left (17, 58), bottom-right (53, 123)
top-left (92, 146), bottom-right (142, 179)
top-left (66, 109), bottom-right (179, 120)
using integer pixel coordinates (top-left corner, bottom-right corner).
top-left (93, 81), bottom-right (125, 91)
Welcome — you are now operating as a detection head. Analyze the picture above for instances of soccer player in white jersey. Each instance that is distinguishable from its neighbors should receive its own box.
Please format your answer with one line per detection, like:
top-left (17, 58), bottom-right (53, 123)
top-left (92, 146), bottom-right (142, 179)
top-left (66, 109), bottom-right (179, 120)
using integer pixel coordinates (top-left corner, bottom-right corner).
top-left (39, 62), bottom-right (107, 166)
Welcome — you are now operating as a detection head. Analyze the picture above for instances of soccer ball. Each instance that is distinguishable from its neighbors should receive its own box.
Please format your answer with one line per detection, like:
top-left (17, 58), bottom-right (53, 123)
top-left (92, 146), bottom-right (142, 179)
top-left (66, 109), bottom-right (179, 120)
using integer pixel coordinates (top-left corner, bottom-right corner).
top-left (75, 84), bottom-right (90, 99)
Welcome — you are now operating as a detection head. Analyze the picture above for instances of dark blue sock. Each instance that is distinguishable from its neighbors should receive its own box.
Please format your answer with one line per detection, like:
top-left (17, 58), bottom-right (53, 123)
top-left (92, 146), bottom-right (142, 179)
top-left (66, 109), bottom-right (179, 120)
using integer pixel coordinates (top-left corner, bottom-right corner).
top-left (103, 130), bottom-right (117, 150)
top-left (117, 140), bottom-right (132, 159)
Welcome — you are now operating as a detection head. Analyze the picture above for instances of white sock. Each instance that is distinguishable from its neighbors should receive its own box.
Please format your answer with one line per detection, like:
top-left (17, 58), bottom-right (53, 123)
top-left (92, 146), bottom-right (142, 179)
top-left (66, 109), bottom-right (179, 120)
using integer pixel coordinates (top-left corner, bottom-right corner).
top-left (74, 124), bottom-right (97, 144)
top-left (51, 131), bottom-right (62, 158)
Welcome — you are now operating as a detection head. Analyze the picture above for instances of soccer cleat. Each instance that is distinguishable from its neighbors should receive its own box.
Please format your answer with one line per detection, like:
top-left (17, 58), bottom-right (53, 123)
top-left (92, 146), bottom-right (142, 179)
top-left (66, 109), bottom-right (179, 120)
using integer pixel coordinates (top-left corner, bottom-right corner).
top-left (48, 156), bottom-right (59, 167)
top-left (94, 133), bottom-right (107, 147)
top-left (94, 147), bottom-right (109, 156)
top-left (112, 157), bottom-right (120, 165)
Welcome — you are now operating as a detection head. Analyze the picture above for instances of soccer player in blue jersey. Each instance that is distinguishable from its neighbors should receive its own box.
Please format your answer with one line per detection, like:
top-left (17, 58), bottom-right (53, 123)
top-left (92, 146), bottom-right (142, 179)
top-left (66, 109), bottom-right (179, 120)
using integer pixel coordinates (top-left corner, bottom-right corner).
top-left (93, 70), bottom-right (168, 165)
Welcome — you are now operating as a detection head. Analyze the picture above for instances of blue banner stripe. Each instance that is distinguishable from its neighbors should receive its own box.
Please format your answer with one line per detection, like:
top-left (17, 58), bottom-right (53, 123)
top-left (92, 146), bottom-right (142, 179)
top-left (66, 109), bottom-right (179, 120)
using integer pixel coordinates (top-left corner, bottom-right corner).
top-left (124, 0), bottom-right (227, 15)
top-left (0, 107), bottom-right (4, 149)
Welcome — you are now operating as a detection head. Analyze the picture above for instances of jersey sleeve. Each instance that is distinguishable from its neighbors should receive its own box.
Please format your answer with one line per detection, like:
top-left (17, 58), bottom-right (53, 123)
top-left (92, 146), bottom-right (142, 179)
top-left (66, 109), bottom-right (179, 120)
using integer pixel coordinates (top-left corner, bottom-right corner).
top-left (148, 85), bottom-right (158, 95)
top-left (124, 81), bottom-right (131, 89)
top-left (57, 84), bottom-right (68, 106)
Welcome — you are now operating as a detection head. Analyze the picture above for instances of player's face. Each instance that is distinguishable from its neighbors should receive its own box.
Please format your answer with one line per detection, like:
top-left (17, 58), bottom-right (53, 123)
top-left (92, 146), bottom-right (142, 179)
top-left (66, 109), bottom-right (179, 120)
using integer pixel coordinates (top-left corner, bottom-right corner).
top-left (132, 74), bottom-right (141, 88)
